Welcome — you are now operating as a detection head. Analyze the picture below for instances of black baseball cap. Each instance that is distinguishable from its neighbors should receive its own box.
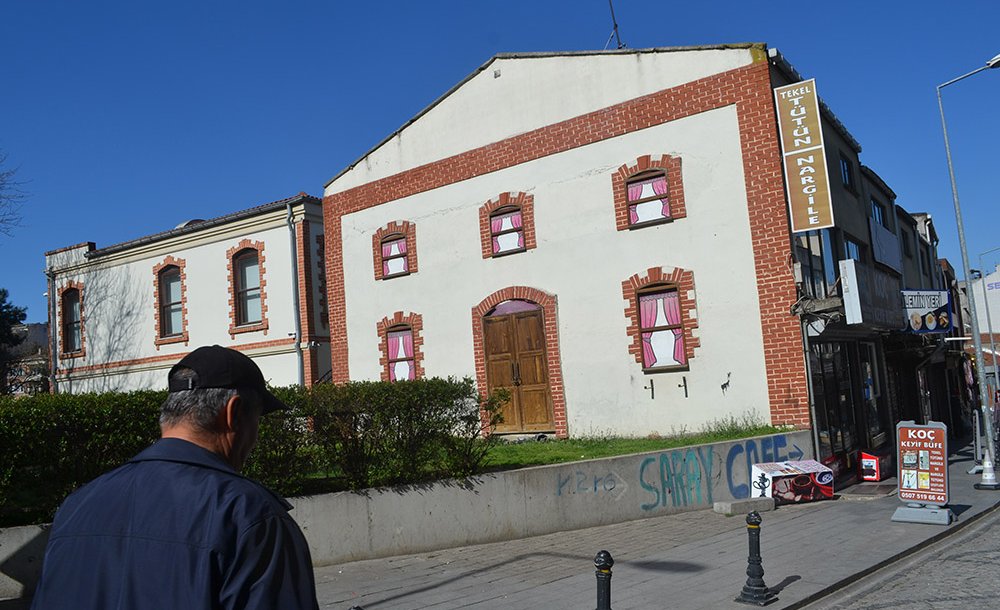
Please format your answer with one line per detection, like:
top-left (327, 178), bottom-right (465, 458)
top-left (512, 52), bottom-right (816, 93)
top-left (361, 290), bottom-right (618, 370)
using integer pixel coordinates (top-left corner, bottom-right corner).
top-left (167, 345), bottom-right (289, 414)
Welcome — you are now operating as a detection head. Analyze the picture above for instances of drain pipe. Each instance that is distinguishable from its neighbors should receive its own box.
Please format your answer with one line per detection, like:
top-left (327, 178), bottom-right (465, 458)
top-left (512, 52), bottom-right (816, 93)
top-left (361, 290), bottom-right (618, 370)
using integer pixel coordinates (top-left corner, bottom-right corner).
top-left (45, 268), bottom-right (59, 394)
top-left (286, 203), bottom-right (304, 387)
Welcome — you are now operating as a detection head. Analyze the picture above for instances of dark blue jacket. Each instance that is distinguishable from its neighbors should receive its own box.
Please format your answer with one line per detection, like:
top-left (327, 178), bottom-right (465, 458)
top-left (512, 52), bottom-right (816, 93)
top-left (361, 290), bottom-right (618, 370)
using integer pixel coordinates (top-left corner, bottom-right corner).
top-left (30, 438), bottom-right (319, 609)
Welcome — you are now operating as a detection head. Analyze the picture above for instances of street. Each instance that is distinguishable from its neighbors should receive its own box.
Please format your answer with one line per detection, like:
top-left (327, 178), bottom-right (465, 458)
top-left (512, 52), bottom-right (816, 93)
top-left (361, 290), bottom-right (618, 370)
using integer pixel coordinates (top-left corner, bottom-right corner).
top-left (804, 505), bottom-right (1000, 610)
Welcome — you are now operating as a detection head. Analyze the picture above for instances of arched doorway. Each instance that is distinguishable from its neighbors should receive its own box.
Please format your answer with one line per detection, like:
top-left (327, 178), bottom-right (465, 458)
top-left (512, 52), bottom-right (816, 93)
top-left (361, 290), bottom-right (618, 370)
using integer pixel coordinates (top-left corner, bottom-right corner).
top-left (472, 287), bottom-right (566, 436)
top-left (483, 300), bottom-right (553, 432)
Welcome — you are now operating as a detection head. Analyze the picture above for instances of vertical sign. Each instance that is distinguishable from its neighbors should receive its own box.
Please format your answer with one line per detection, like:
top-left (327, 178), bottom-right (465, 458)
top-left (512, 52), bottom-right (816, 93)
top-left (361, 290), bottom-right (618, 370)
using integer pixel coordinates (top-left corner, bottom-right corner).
top-left (774, 79), bottom-right (835, 232)
top-left (896, 421), bottom-right (948, 506)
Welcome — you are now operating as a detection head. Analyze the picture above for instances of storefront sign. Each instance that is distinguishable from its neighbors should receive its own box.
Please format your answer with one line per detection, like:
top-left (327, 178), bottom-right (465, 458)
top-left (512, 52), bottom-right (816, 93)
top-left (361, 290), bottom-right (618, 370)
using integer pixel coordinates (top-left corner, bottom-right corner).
top-left (774, 79), bottom-right (834, 233)
top-left (896, 421), bottom-right (948, 506)
top-left (901, 290), bottom-right (952, 333)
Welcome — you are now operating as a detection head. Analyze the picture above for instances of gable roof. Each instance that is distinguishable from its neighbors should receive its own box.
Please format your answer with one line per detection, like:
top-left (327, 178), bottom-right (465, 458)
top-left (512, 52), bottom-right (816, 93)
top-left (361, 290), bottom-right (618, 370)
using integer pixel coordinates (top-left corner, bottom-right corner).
top-left (86, 192), bottom-right (320, 259)
top-left (323, 43), bottom-right (764, 188)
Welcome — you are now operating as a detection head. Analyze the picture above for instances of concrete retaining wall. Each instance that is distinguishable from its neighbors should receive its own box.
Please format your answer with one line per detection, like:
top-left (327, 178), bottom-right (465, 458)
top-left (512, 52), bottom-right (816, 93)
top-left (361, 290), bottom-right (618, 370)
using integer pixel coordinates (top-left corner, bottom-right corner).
top-left (0, 430), bottom-right (812, 599)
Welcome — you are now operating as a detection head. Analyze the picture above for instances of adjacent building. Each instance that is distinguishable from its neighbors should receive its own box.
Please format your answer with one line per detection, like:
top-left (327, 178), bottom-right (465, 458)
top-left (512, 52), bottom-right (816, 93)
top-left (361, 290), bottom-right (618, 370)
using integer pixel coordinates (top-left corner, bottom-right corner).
top-left (44, 193), bottom-right (330, 392)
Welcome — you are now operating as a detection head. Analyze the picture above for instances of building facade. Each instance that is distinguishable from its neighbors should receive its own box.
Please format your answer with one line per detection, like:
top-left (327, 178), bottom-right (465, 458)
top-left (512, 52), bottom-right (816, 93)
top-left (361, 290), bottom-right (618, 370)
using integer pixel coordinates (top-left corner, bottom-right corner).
top-left (45, 193), bottom-right (330, 392)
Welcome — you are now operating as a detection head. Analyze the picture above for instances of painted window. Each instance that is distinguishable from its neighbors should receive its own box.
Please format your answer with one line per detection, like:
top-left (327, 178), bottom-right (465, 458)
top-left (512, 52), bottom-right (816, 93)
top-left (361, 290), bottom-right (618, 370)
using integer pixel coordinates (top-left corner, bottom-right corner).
top-left (386, 325), bottom-right (415, 381)
top-left (613, 155), bottom-right (685, 232)
top-left (638, 289), bottom-right (686, 370)
top-left (158, 266), bottom-right (183, 337)
top-left (626, 171), bottom-right (671, 227)
top-left (490, 207), bottom-right (525, 255)
top-left (62, 288), bottom-right (82, 353)
top-left (381, 236), bottom-right (409, 277)
top-left (235, 250), bottom-right (262, 325)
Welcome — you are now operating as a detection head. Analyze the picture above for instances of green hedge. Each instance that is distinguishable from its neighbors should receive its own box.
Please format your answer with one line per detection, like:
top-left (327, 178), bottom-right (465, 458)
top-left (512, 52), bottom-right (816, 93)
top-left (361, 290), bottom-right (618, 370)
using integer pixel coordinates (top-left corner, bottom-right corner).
top-left (0, 377), bottom-right (505, 527)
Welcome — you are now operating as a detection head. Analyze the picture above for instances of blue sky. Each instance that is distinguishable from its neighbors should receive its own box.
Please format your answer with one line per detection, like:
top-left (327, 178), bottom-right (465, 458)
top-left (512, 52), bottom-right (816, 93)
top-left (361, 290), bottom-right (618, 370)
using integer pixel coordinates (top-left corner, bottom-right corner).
top-left (2, 1), bottom-right (999, 323)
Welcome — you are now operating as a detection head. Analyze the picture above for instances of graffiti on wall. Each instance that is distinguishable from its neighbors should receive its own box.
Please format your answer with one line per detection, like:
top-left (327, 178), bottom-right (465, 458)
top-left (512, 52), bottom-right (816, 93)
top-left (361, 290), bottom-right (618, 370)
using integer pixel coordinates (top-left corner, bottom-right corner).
top-left (637, 434), bottom-right (804, 511)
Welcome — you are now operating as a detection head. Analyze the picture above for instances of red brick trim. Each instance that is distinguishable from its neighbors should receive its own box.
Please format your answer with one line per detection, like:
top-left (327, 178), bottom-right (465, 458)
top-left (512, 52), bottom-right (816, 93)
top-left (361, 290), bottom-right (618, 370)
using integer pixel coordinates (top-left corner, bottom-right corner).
top-left (478, 192), bottom-right (537, 258)
top-left (55, 337), bottom-right (297, 376)
top-left (622, 267), bottom-right (700, 370)
top-left (315, 234), bottom-right (328, 330)
top-left (372, 221), bottom-right (418, 280)
top-left (324, 57), bottom-right (809, 429)
top-left (297, 219), bottom-right (319, 386)
top-left (226, 239), bottom-right (269, 337)
top-left (58, 281), bottom-right (86, 359)
top-left (471, 286), bottom-right (567, 438)
top-left (612, 154), bottom-right (686, 231)
top-left (376, 311), bottom-right (425, 381)
top-left (152, 256), bottom-right (190, 348)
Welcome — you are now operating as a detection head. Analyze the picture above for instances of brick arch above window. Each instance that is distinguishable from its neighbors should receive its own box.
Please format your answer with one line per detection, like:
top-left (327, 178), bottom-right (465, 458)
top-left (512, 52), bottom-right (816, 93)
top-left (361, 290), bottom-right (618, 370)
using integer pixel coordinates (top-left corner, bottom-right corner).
top-left (152, 256), bottom-right (189, 348)
top-left (58, 280), bottom-right (86, 358)
top-left (612, 154), bottom-right (686, 231)
top-left (373, 221), bottom-right (418, 280)
top-left (227, 239), bottom-right (269, 337)
top-left (471, 286), bottom-right (567, 438)
top-left (478, 192), bottom-right (537, 259)
top-left (377, 311), bottom-right (424, 382)
top-left (622, 267), bottom-right (700, 370)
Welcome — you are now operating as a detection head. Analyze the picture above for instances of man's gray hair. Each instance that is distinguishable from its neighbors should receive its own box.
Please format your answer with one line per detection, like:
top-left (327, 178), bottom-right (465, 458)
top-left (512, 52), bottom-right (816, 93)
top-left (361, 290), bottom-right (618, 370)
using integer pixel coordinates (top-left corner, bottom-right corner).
top-left (160, 367), bottom-right (240, 431)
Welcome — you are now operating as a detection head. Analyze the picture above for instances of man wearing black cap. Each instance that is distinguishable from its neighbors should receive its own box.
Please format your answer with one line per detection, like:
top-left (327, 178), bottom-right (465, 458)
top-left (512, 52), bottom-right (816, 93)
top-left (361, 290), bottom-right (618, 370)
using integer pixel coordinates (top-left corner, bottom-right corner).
top-left (31, 345), bottom-right (320, 609)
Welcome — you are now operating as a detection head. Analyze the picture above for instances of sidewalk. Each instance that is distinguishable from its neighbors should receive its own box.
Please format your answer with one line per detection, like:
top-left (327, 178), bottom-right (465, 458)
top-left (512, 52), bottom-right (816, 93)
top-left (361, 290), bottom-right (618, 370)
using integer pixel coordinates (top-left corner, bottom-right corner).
top-left (314, 443), bottom-right (1000, 609)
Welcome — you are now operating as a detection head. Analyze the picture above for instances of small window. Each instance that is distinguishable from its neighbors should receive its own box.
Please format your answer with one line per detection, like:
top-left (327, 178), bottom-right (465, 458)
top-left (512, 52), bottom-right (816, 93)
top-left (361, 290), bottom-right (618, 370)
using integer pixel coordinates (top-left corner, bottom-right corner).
top-left (158, 266), bottom-right (183, 337)
top-left (386, 326), bottom-right (415, 381)
top-left (638, 289), bottom-right (687, 370)
top-left (839, 154), bottom-right (855, 191)
top-left (381, 236), bottom-right (409, 278)
top-left (489, 207), bottom-right (525, 255)
top-left (920, 248), bottom-right (931, 276)
top-left (844, 237), bottom-right (863, 262)
top-left (627, 171), bottom-right (672, 227)
top-left (235, 250), bottom-right (262, 325)
top-left (871, 199), bottom-right (886, 228)
top-left (62, 288), bottom-right (82, 353)
top-left (901, 229), bottom-right (913, 257)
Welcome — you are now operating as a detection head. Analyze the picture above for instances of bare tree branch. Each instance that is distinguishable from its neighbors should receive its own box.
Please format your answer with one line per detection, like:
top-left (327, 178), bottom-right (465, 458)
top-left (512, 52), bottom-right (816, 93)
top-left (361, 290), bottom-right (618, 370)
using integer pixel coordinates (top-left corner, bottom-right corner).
top-left (0, 151), bottom-right (26, 237)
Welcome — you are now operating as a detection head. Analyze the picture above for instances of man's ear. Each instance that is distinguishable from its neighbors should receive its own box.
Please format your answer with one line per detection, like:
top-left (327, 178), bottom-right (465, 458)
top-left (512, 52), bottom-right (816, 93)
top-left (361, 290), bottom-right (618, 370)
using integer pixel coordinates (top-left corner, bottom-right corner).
top-left (219, 394), bottom-right (242, 433)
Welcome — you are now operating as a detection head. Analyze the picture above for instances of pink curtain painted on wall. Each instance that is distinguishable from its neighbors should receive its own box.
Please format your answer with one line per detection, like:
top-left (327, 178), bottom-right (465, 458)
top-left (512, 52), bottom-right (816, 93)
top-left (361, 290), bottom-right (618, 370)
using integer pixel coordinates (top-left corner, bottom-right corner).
top-left (402, 332), bottom-right (415, 380)
top-left (627, 182), bottom-right (643, 224)
top-left (651, 176), bottom-right (670, 218)
top-left (387, 332), bottom-right (401, 381)
top-left (663, 292), bottom-right (685, 365)
top-left (382, 242), bottom-right (393, 258)
top-left (639, 295), bottom-right (659, 367)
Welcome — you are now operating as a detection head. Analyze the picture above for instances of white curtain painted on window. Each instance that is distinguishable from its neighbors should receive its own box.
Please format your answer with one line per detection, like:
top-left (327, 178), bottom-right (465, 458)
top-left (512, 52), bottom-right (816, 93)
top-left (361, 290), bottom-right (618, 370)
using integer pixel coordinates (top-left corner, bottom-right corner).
top-left (382, 239), bottom-right (408, 275)
top-left (491, 210), bottom-right (524, 254)
top-left (639, 291), bottom-right (685, 367)
top-left (388, 329), bottom-right (415, 381)
top-left (628, 176), bottom-right (670, 224)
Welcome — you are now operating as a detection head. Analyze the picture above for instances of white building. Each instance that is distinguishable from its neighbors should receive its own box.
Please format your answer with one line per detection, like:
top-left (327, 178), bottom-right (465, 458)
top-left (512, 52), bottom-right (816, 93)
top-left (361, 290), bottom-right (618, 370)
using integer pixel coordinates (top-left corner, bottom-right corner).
top-left (970, 265), bottom-right (1000, 385)
top-left (45, 193), bottom-right (330, 393)
top-left (321, 45), bottom-right (812, 438)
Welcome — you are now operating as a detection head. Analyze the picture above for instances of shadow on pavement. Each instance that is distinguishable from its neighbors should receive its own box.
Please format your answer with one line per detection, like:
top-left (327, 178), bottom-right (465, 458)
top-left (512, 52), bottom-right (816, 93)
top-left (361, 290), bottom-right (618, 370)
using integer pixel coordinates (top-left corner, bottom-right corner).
top-left (769, 574), bottom-right (801, 594)
top-left (627, 559), bottom-right (706, 573)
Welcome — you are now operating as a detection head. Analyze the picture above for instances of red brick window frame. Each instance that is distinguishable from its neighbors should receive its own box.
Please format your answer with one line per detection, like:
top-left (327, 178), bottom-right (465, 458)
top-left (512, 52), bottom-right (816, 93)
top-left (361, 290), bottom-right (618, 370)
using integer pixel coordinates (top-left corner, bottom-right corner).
top-left (152, 256), bottom-right (189, 348)
top-left (373, 221), bottom-right (418, 280)
top-left (478, 192), bottom-right (537, 259)
top-left (377, 312), bottom-right (424, 382)
top-left (227, 240), bottom-right (269, 337)
top-left (623, 267), bottom-right (700, 372)
top-left (58, 281), bottom-right (86, 358)
top-left (612, 154), bottom-right (686, 231)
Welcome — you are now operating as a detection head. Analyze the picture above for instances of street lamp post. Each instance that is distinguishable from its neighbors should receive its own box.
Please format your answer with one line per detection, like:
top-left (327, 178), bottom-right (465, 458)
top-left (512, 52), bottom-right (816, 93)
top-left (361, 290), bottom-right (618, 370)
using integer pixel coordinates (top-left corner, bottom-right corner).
top-left (937, 52), bottom-right (1000, 490)
top-left (979, 247), bottom-right (1000, 392)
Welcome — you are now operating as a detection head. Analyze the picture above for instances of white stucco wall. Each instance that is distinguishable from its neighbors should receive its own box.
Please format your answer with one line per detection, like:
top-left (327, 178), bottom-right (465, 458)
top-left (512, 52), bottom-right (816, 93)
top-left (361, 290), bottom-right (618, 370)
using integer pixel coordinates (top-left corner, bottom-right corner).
top-left (327, 48), bottom-right (757, 192)
top-left (47, 204), bottom-right (325, 393)
top-left (337, 103), bottom-right (771, 436)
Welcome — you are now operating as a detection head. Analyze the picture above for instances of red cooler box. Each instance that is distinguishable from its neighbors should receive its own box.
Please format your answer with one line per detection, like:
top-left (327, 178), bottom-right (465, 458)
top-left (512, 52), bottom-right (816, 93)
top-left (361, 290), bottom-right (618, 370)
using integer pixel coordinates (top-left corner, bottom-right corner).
top-left (750, 460), bottom-right (834, 505)
top-left (860, 449), bottom-right (893, 482)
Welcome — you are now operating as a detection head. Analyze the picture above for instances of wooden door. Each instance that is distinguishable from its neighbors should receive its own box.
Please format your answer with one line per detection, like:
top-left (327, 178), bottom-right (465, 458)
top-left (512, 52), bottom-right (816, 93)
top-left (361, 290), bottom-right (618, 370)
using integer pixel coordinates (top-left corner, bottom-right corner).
top-left (484, 309), bottom-right (553, 432)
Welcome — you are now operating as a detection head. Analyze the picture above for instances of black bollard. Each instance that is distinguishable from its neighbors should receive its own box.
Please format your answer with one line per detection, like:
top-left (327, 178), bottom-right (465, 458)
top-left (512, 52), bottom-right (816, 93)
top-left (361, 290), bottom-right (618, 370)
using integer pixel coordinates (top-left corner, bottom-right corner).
top-left (735, 511), bottom-right (777, 606)
top-left (594, 550), bottom-right (614, 610)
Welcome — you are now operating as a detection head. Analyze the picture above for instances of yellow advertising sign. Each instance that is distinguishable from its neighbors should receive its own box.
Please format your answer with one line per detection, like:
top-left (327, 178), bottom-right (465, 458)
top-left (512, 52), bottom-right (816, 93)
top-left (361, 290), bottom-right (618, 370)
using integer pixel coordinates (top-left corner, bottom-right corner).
top-left (774, 79), bottom-right (834, 232)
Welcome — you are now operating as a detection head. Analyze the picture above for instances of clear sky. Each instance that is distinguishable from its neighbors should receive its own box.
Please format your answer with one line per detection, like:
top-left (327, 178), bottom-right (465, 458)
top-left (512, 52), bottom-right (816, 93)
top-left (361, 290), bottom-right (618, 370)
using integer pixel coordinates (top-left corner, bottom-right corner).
top-left (2, 1), bottom-right (999, 323)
